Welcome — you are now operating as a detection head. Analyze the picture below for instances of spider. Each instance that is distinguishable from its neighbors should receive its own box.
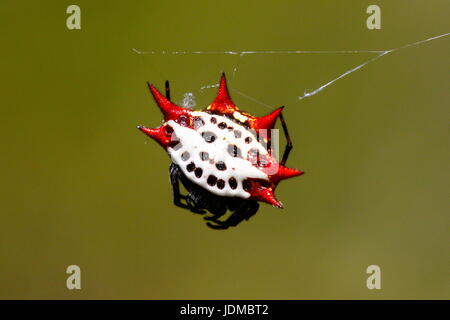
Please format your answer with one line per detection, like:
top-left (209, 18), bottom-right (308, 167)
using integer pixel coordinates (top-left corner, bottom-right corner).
top-left (138, 74), bottom-right (303, 229)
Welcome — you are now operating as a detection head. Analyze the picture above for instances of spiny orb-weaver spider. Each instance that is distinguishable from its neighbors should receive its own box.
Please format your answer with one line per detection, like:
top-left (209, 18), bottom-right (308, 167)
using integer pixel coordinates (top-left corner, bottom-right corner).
top-left (138, 74), bottom-right (304, 229)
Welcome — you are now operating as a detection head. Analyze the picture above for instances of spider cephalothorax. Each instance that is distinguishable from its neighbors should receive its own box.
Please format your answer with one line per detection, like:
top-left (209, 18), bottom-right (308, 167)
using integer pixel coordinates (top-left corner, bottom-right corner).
top-left (138, 74), bottom-right (303, 229)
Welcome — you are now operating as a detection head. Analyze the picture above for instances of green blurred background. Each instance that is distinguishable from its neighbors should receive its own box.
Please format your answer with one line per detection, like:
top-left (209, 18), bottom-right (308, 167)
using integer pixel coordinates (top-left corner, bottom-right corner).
top-left (0, 0), bottom-right (448, 299)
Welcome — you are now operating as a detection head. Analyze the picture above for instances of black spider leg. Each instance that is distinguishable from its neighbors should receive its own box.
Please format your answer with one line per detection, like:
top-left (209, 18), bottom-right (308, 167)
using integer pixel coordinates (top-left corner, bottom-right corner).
top-left (203, 197), bottom-right (239, 223)
top-left (203, 204), bottom-right (228, 222)
top-left (165, 80), bottom-right (171, 101)
top-left (206, 201), bottom-right (260, 230)
top-left (169, 163), bottom-right (189, 209)
top-left (184, 189), bottom-right (208, 214)
top-left (170, 164), bottom-right (206, 214)
top-left (279, 110), bottom-right (293, 166)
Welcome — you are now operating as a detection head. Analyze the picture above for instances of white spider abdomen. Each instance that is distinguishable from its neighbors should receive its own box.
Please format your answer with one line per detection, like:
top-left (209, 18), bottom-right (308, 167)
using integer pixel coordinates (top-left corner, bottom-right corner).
top-left (167, 112), bottom-right (269, 199)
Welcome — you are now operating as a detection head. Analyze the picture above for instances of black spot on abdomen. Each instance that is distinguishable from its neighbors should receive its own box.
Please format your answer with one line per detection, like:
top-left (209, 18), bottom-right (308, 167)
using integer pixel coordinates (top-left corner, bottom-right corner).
top-left (193, 116), bottom-right (205, 129)
top-left (201, 131), bottom-right (216, 143)
top-left (181, 151), bottom-right (190, 161)
top-left (243, 179), bottom-right (251, 191)
top-left (217, 179), bottom-right (225, 189)
top-left (215, 161), bottom-right (227, 171)
top-left (207, 175), bottom-right (217, 186)
top-left (228, 177), bottom-right (237, 189)
top-left (218, 122), bottom-right (227, 129)
top-left (199, 151), bottom-right (209, 161)
top-left (194, 167), bottom-right (203, 178)
top-left (186, 162), bottom-right (195, 172)
top-left (227, 144), bottom-right (242, 158)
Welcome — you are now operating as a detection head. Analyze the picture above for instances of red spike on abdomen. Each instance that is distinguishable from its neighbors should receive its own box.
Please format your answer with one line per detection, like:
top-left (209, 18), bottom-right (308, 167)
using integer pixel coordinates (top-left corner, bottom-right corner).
top-left (270, 166), bottom-right (304, 186)
top-left (208, 73), bottom-right (240, 115)
top-left (248, 107), bottom-right (284, 130)
top-left (147, 83), bottom-right (190, 121)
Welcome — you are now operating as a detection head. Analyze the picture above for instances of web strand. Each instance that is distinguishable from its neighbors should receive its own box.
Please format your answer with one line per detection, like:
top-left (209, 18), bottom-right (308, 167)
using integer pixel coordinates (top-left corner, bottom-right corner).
top-left (132, 32), bottom-right (450, 108)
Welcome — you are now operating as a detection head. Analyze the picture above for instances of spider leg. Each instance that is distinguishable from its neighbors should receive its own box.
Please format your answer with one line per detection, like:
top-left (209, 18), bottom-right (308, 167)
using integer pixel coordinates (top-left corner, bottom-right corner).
top-left (199, 192), bottom-right (228, 221)
top-left (165, 80), bottom-right (171, 101)
top-left (203, 205), bottom-right (227, 222)
top-left (170, 163), bottom-right (207, 214)
top-left (206, 201), bottom-right (259, 230)
top-left (185, 192), bottom-right (207, 214)
top-left (279, 110), bottom-right (293, 166)
top-left (204, 197), bottom-right (240, 222)
top-left (169, 163), bottom-right (189, 209)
